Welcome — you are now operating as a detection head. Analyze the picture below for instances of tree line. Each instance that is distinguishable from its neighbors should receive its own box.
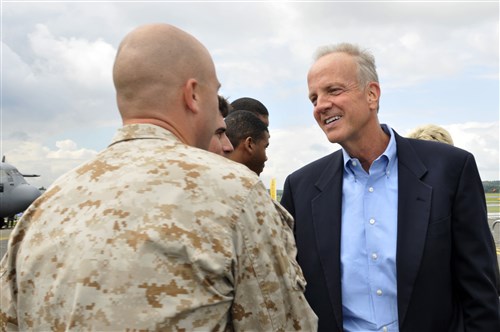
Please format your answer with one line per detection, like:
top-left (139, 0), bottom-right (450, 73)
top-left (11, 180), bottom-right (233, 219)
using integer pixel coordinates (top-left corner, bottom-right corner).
top-left (483, 181), bottom-right (500, 193)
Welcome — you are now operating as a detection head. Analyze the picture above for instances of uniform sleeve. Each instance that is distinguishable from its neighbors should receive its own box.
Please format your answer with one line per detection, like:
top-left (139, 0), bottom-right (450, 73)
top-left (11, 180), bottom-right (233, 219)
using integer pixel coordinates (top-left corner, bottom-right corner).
top-left (231, 181), bottom-right (317, 331)
top-left (0, 238), bottom-right (20, 331)
top-left (280, 175), bottom-right (296, 220)
top-left (452, 153), bottom-right (500, 330)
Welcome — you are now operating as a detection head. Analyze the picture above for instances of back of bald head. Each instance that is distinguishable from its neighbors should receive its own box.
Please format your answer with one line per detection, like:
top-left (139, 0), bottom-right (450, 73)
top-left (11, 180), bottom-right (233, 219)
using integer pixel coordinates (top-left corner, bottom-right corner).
top-left (113, 24), bottom-right (213, 121)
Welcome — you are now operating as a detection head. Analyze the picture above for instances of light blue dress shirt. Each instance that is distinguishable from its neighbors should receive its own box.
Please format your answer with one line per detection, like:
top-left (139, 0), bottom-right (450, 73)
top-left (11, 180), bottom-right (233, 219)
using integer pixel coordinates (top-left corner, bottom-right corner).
top-left (341, 125), bottom-right (399, 332)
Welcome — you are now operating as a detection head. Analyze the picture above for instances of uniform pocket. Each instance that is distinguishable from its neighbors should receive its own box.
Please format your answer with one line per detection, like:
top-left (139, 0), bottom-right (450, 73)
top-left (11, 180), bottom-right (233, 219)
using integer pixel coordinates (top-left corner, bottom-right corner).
top-left (288, 257), bottom-right (307, 292)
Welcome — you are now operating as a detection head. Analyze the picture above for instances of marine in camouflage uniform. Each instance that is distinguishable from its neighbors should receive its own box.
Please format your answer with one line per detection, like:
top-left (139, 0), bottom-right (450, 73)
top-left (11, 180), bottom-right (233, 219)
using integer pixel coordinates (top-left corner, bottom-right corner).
top-left (0, 123), bottom-right (318, 331)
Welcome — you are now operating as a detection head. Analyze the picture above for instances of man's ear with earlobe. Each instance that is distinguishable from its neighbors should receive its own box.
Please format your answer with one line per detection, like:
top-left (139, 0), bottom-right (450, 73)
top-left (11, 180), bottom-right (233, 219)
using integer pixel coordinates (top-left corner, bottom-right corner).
top-left (243, 137), bottom-right (254, 154)
top-left (183, 78), bottom-right (200, 114)
top-left (366, 82), bottom-right (380, 108)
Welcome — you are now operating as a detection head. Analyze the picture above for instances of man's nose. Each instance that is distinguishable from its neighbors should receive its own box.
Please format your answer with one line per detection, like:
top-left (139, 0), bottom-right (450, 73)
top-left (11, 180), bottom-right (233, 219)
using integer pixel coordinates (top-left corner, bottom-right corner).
top-left (314, 94), bottom-right (332, 114)
top-left (222, 135), bottom-right (234, 153)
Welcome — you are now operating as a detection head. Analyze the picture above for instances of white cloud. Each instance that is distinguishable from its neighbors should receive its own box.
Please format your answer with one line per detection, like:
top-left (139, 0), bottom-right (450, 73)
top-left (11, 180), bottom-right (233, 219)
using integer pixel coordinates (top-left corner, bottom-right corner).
top-left (46, 139), bottom-right (96, 160)
top-left (2, 139), bottom-right (97, 189)
top-left (260, 125), bottom-right (340, 190)
top-left (29, 24), bottom-right (115, 90)
top-left (2, 24), bottom-right (118, 150)
top-left (399, 32), bottom-right (421, 50)
top-left (446, 122), bottom-right (499, 181)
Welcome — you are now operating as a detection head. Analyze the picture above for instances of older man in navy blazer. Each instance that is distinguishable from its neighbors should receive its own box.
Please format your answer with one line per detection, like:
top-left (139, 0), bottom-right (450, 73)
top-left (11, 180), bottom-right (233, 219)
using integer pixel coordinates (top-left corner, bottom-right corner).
top-left (281, 43), bottom-right (499, 332)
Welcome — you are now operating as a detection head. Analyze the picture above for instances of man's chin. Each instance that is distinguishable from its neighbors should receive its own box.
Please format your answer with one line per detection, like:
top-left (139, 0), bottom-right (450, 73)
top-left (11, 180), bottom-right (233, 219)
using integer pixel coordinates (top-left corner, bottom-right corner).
top-left (324, 132), bottom-right (340, 144)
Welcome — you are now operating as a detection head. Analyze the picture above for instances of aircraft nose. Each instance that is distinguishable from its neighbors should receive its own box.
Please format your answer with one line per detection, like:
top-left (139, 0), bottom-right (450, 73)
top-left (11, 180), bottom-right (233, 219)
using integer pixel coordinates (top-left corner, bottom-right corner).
top-left (12, 184), bottom-right (41, 210)
top-left (15, 184), bottom-right (41, 200)
top-left (0, 184), bottom-right (41, 218)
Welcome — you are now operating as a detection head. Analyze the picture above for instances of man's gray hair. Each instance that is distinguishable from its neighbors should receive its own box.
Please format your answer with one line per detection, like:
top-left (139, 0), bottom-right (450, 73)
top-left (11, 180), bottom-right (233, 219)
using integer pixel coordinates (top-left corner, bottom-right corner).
top-left (314, 43), bottom-right (379, 88)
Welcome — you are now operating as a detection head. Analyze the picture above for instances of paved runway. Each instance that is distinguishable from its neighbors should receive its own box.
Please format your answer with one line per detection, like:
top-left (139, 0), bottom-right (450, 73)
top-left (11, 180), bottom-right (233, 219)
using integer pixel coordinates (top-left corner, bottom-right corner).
top-left (0, 228), bottom-right (12, 259)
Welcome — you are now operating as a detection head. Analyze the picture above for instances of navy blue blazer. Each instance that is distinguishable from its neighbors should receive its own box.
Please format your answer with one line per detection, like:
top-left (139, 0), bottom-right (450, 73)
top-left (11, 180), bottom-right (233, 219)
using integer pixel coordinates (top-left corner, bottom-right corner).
top-left (281, 132), bottom-right (500, 332)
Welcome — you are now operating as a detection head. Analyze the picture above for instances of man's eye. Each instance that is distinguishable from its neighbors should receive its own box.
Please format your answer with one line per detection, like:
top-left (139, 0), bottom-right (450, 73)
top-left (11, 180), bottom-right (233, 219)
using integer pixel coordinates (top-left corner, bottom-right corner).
top-left (329, 88), bottom-right (342, 95)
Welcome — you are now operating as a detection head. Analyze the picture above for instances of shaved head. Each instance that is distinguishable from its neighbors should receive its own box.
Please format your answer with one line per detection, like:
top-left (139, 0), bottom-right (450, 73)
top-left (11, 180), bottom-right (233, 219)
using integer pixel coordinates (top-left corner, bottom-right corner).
top-left (112, 23), bottom-right (220, 150)
top-left (114, 24), bottom-right (212, 116)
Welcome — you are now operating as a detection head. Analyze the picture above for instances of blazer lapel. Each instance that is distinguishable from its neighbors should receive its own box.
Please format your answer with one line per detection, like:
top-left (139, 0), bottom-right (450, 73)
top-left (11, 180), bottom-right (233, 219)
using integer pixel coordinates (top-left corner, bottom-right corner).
top-left (311, 150), bottom-right (344, 331)
top-left (394, 133), bottom-right (432, 326)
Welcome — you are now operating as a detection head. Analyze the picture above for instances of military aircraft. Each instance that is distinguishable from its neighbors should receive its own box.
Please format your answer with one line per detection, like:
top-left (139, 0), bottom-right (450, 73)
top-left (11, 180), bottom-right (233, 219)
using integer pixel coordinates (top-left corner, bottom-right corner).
top-left (0, 157), bottom-right (41, 225)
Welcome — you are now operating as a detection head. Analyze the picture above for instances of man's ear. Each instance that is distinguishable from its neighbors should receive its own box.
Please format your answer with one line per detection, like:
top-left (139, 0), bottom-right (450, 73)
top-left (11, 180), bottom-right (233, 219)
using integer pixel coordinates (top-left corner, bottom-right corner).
top-left (366, 82), bottom-right (380, 109)
top-left (183, 78), bottom-right (200, 114)
top-left (243, 137), bottom-right (254, 154)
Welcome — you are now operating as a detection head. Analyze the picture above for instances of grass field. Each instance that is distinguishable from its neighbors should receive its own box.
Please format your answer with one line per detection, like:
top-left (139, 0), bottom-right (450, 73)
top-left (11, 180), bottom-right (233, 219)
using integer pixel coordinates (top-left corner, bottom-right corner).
top-left (486, 193), bottom-right (500, 214)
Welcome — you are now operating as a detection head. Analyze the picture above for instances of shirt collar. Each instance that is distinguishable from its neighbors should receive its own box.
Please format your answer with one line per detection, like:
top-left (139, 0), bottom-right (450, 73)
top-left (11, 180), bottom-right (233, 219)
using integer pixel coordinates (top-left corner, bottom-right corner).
top-left (109, 123), bottom-right (181, 147)
top-left (381, 124), bottom-right (397, 176)
top-left (342, 124), bottom-right (397, 175)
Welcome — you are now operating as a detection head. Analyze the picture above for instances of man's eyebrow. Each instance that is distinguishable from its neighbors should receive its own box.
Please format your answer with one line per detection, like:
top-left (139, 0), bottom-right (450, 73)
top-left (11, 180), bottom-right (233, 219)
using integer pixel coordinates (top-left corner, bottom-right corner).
top-left (215, 127), bottom-right (226, 134)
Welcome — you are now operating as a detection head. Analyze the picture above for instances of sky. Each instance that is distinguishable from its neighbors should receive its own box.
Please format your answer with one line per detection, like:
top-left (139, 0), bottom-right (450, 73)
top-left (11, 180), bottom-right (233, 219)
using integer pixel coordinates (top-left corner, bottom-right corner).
top-left (1, 0), bottom-right (499, 191)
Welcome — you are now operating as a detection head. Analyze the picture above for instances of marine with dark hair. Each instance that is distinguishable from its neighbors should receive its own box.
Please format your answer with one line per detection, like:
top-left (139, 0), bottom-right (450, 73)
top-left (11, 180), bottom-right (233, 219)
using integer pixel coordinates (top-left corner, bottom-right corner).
top-left (218, 94), bottom-right (231, 117)
top-left (208, 95), bottom-right (233, 155)
top-left (230, 97), bottom-right (270, 126)
top-left (225, 110), bottom-right (269, 175)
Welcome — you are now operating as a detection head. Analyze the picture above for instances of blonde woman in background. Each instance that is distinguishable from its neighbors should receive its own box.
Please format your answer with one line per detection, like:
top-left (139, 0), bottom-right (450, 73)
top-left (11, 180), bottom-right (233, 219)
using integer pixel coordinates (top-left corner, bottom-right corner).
top-left (407, 123), bottom-right (454, 145)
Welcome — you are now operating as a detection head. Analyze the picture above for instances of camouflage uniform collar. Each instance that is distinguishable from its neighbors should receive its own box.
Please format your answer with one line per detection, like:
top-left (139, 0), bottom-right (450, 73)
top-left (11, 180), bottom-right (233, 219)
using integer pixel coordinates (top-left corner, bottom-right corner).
top-left (109, 123), bottom-right (180, 147)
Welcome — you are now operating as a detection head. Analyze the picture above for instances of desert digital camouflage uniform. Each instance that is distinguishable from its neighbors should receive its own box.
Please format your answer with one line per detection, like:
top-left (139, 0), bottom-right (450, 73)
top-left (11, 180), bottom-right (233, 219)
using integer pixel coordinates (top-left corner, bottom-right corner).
top-left (0, 124), bottom-right (317, 331)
